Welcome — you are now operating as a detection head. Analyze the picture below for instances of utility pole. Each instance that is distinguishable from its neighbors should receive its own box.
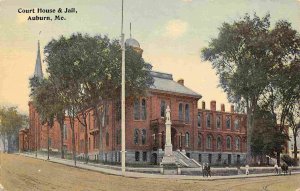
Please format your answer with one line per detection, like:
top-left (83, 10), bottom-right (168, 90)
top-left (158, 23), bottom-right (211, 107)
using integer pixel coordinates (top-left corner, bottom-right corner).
top-left (120, 0), bottom-right (126, 176)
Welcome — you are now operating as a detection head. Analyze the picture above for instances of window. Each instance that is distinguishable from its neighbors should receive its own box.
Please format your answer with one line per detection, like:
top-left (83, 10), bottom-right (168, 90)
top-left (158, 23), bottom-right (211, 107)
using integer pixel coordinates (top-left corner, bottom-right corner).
top-left (141, 129), bottom-right (146, 145)
top-left (217, 136), bottom-right (222, 150)
top-left (218, 153), bottom-right (222, 162)
top-left (216, 115), bottom-right (221, 129)
top-left (116, 130), bottom-right (121, 145)
top-left (135, 151), bottom-right (140, 161)
top-left (206, 135), bottom-right (212, 149)
top-left (237, 155), bottom-right (241, 164)
top-left (185, 132), bottom-right (190, 147)
top-left (226, 116), bottom-right (231, 129)
top-left (142, 152), bottom-right (147, 162)
top-left (235, 137), bottom-right (240, 151)
top-left (198, 154), bottom-right (202, 163)
top-left (134, 99), bottom-right (140, 120)
top-left (234, 118), bottom-right (239, 130)
top-left (134, 129), bottom-right (139, 145)
top-left (197, 133), bottom-right (202, 148)
top-left (161, 100), bottom-right (166, 117)
top-left (226, 136), bottom-right (231, 150)
top-left (206, 113), bottom-right (211, 128)
top-left (228, 154), bottom-right (232, 165)
top-left (197, 112), bottom-right (201, 128)
top-left (179, 103), bottom-right (183, 121)
top-left (185, 104), bottom-right (190, 123)
top-left (106, 132), bottom-right (109, 146)
top-left (63, 124), bottom-right (67, 140)
top-left (49, 138), bottom-right (52, 147)
top-left (141, 99), bottom-right (146, 120)
top-left (208, 154), bottom-right (212, 164)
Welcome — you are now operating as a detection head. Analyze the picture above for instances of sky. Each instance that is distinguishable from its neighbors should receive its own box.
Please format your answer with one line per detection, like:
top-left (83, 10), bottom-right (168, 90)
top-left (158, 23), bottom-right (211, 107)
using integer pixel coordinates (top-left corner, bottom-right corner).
top-left (0, 0), bottom-right (299, 114)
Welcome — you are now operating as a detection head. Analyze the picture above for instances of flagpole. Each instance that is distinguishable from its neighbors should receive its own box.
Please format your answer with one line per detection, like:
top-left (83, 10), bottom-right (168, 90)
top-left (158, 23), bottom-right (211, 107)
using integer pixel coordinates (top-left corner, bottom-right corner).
top-left (121, 0), bottom-right (126, 176)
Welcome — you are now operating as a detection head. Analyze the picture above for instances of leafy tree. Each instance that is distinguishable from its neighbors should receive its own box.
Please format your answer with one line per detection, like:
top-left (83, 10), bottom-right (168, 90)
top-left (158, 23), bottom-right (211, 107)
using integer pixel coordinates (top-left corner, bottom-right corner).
top-left (44, 33), bottom-right (153, 164)
top-left (30, 78), bottom-right (53, 160)
top-left (0, 106), bottom-right (26, 152)
top-left (202, 13), bottom-right (273, 162)
top-left (202, 13), bottom-right (300, 163)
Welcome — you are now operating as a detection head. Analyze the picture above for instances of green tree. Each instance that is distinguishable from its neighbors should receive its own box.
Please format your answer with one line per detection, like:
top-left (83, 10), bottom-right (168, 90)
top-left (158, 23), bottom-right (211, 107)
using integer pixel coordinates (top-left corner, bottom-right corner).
top-left (202, 13), bottom-right (273, 162)
top-left (202, 13), bottom-right (300, 163)
top-left (44, 33), bottom-right (153, 164)
top-left (0, 106), bottom-right (26, 152)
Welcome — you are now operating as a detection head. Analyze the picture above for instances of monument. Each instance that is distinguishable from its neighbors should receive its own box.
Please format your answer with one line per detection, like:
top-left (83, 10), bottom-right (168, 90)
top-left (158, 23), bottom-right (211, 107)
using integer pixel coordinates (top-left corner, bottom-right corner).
top-left (160, 105), bottom-right (179, 174)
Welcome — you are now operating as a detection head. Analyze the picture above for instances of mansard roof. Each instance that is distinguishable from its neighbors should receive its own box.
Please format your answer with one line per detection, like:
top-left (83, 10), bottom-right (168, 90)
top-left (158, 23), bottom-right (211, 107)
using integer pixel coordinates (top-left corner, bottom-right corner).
top-left (150, 71), bottom-right (202, 98)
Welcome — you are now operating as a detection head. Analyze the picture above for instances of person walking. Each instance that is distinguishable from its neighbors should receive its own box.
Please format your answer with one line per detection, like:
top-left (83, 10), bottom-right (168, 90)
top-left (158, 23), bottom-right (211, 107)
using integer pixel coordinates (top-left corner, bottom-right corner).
top-left (274, 163), bottom-right (279, 174)
top-left (245, 164), bottom-right (249, 175)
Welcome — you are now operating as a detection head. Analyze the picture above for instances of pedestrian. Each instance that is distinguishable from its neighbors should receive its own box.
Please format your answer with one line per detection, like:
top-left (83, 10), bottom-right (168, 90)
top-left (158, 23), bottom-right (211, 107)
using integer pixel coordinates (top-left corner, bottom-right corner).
top-left (207, 163), bottom-right (211, 177)
top-left (245, 164), bottom-right (249, 175)
top-left (274, 163), bottom-right (279, 174)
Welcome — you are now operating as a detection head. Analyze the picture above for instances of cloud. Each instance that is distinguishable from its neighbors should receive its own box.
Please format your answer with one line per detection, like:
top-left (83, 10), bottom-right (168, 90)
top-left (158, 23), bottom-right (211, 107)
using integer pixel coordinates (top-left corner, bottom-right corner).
top-left (164, 19), bottom-right (188, 38)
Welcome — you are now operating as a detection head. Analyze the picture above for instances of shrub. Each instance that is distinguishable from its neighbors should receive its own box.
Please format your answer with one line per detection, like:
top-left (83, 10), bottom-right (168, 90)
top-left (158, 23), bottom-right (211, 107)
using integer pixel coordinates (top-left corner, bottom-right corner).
top-left (281, 154), bottom-right (297, 166)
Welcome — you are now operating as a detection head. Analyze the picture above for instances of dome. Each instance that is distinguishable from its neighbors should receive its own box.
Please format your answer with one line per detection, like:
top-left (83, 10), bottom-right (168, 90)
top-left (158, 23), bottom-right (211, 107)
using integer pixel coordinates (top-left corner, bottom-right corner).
top-left (125, 38), bottom-right (140, 48)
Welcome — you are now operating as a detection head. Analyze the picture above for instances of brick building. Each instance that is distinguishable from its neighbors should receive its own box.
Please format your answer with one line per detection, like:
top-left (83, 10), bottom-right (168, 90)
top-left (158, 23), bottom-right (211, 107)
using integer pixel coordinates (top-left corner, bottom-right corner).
top-left (19, 38), bottom-right (247, 165)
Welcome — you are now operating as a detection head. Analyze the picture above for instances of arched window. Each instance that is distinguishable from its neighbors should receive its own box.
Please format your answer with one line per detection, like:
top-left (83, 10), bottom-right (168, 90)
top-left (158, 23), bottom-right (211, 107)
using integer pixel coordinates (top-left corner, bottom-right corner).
top-left (206, 113), bottom-right (211, 128)
top-left (185, 132), bottom-right (190, 147)
top-left (235, 137), bottom-right (240, 151)
top-left (161, 100), bottom-right (166, 117)
top-left (106, 132), bottom-right (109, 146)
top-left (216, 115), bottom-right (221, 129)
top-left (217, 136), bottom-right (222, 150)
top-left (197, 133), bottom-right (202, 147)
top-left (226, 136), bottom-right (231, 150)
top-left (134, 99), bottom-right (140, 120)
top-left (226, 116), bottom-right (231, 129)
top-left (134, 129), bottom-right (139, 145)
top-left (234, 118), bottom-right (239, 130)
top-left (179, 103), bottom-right (183, 121)
top-left (141, 99), bottom-right (146, 120)
top-left (185, 104), bottom-right (190, 123)
top-left (142, 129), bottom-right (146, 145)
top-left (197, 112), bottom-right (201, 128)
top-left (206, 135), bottom-right (212, 149)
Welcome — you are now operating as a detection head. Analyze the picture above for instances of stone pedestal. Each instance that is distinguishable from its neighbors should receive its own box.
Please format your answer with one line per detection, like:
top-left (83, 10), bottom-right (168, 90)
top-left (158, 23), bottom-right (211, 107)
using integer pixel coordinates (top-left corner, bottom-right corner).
top-left (160, 106), bottom-right (178, 175)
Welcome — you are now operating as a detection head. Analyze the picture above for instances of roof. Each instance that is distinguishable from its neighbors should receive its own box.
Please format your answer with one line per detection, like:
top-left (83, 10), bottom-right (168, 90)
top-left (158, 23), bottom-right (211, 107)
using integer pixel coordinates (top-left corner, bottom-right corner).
top-left (125, 38), bottom-right (140, 48)
top-left (150, 71), bottom-right (202, 98)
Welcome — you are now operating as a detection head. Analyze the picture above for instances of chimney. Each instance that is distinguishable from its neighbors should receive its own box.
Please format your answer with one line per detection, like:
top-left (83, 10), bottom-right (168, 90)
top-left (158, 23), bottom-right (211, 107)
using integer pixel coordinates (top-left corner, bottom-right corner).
top-left (221, 104), bottom-right (225, 112)
top-left (177, 79), bottom-right (184, 86)
top-left (210, 100), bottom-right (216, 111)
top-left (231, 105), bottom-right (234, 113)
top-left (202, 101), bottom-right (205, 110)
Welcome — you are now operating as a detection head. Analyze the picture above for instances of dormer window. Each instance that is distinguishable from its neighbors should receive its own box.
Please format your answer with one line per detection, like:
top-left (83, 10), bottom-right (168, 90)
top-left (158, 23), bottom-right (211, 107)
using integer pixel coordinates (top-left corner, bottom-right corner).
top-left (161, 100), bottom-right (166, 117)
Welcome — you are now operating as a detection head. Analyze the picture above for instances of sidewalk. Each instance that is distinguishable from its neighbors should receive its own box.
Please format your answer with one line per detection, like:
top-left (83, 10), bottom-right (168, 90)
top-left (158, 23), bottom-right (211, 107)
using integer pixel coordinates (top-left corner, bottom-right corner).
top-left (19, 153), bottom-right (300, 181)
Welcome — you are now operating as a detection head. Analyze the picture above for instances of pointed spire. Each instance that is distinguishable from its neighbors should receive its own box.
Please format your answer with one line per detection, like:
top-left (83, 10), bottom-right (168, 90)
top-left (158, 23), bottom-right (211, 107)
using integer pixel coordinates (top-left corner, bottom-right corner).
top-left (130, 22), bottom-right (132, 38)
top-left (34, 40), bottom-right (43, 79)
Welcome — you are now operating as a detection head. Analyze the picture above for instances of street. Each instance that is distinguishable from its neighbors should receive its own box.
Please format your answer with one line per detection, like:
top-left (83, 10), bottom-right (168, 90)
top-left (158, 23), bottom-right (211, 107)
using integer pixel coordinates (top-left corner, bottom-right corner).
top-left (0, 154), bottom-right (300, 191)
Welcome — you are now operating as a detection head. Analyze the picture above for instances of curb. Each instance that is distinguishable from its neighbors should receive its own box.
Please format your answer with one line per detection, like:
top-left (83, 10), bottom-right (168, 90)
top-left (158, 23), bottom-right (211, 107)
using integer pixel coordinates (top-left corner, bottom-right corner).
top-left (18, 153), bottom-right (300, 181)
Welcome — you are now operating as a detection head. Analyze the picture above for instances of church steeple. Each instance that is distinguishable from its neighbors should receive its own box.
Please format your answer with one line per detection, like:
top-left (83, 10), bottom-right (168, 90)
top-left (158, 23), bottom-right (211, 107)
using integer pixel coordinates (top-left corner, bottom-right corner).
top-left (34, 40), bottom-right (43, 79)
